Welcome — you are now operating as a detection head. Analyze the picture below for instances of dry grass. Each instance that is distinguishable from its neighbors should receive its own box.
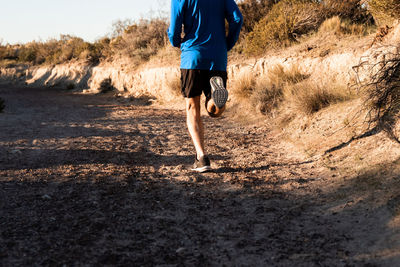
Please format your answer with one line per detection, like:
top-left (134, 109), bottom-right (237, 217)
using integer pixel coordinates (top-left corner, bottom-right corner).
top-left (368, 0), bottom-right (400, 26)
top-left (250, 75), bottom-right (283, 115)
top-left (232, 63), bottom-right (354, 116)
top-left (244, 0), bottom-right (324, 55)
top-left (146, 46), bottom-right (180, 68)
top-left (231, 68), bottom-right (257, 99)
top-left (165, 73), bottom-right (181, 97)
top-left (283, 78), bottom-right (353, 115)
top-left (318, 16), bottom-right (374, 36)
top-left (111, 18), bottom-right (168, 67)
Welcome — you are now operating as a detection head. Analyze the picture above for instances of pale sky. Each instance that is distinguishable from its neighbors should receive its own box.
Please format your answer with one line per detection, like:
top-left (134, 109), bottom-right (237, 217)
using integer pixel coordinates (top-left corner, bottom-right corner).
top-left (0, 0), bottom-right (169, 44)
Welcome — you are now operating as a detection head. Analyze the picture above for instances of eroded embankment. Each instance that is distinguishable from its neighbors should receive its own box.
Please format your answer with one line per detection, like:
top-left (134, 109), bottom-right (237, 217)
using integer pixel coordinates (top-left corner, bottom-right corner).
top-left (1, 23), bottom-right (399, 103)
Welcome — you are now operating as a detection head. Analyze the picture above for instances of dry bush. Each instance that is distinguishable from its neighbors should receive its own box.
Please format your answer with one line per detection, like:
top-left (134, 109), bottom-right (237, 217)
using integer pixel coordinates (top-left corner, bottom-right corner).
top-left (0, 35), bottom-right (105, 66)
top-left (246, 64), bottom-right (351, 115)
top-left (250, 74), bottom-right (284, 114)
top-left (368, 0), bottom-right (400, 26)
top-left (231, 68), bottom-right (257, 99)
top-left (354, 48), bottom-right (400, 135)
top-left (283, 78), bottom-right (352, 114)
top-left (112, 18), bottom-right (168, 65)
top-left (99, 78), bottom-right (114, 93)
top-left (239, 64), bottom-right (309, 114)
top-left (318, 16), bottom-right (372, 36)
top-left (165, 73), bottom-right (181, 97)
top-left (269, 64), bottom-right (309, 84)
top-left (237, 0), bottom-right (278, 35)
top-left (244, 0), bottom-right (323, 55)
top-left (321, 0), bottom-right (373, 23)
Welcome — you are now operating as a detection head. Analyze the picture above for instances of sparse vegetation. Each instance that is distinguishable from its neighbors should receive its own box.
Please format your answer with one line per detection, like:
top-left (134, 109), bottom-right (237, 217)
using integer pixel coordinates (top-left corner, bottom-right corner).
top-left (233, 64), bottom-right (353, 116)
top-left (318, 16), bottom-right (373, 36)
top-left (231, 68), bottom-right (256, 99)
top-left (368, 0), bottom-right (400, 26)
top-left (0, 0), bottom-right (380, 66)
top-left (283, 79), bottom-right (353, 114)
top-left (99, 78), bottom-right (114, 93)
top-left (354, 49), bottom-right (400, 136)
top-left (165, 72), bottom-right (181, 97)
top-left (244, 0), bottom-right (323, 55)
top-left (110, 18), bottom-right (168, 65)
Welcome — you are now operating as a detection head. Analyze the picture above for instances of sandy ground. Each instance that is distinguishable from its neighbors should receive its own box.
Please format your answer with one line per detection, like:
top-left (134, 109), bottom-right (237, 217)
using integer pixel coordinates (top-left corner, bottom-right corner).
top-left (1, 85), bottom-right (400, 266)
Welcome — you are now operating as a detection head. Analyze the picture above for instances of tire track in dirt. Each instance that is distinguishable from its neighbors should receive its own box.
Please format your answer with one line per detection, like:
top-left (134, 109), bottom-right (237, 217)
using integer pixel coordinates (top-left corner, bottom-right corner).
top-left (0, 85), bottom-right (397, 266)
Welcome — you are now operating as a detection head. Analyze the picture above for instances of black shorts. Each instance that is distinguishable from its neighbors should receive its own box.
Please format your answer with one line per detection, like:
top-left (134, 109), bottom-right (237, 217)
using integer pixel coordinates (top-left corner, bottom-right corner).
top-left (181, 69), bottom-right (228, 98)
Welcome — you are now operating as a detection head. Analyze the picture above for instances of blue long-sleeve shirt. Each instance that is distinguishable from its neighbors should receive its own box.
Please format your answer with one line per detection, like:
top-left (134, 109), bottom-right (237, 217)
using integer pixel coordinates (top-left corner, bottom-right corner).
top-left (167, 0), bottom-right (243, 71)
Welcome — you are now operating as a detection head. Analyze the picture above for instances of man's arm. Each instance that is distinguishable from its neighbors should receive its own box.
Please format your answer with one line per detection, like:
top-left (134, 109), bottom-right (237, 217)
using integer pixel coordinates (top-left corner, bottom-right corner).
top-left (167, 0), bottom-right (184, 48)
top-left (225, 0), bottom-right (243, 51)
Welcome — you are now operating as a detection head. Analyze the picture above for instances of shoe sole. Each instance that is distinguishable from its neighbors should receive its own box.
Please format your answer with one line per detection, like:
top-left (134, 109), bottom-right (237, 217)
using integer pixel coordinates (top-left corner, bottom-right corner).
top-left (210, 76), bottom-right (228, 109)
top-left (191, 165), bottom-right (212, 173)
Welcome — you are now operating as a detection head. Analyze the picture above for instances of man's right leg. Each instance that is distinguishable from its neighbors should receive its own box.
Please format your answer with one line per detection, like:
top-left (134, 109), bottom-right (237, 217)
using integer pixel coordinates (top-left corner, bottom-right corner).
top-left (186, 95), bottom-right (205, 159)
top-left (186, 96), bottom-right (211, 172)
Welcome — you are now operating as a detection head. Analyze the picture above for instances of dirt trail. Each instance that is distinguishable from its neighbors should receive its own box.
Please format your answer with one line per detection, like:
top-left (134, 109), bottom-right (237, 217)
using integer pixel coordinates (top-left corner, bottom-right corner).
top-left (1, 85), bottom-right (399, 266)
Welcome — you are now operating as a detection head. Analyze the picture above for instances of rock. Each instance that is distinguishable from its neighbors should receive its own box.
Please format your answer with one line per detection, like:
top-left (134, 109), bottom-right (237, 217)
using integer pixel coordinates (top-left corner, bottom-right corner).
top-left (42, 194), bottom-right (52, 200)
top-left (175, 247), bottom-right (185, 254)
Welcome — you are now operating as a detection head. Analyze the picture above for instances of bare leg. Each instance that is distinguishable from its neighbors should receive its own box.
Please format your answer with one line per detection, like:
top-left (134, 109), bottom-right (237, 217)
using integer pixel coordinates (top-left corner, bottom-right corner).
top-left (186, 96), bottom-right (205, 159)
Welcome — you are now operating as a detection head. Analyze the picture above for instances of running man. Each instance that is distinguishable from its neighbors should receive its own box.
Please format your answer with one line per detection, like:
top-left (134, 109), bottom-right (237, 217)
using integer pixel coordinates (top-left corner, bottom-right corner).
top-left (167, 0), bottom-right (243, 172)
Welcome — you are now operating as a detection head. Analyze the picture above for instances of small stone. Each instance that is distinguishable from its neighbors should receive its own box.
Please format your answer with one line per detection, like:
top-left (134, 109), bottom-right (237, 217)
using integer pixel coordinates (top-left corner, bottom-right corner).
top-left (176, 247), bottom-right (185, 254)
top-left (42, 194), bottom-right (52, 200)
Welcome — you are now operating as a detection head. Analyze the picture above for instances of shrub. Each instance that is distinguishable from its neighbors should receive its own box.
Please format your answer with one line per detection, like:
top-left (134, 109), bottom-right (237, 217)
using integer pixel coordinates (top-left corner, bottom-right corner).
top-left (112, 18), bottom-right (168, 65)
top-left (237, 0), bottom-right (278, 35)
top-left (354, 50), bottom-right (400, 136)
top-left (99, 78), bottom-right (114, 93)
top-left (165, 73), bottom-right (181, 97)
top-left (321, 0), bottom-right (373, 24)
top-left (319, 16), bottom-right (372, 36)
top-left (250, 75), bottom-right (283, 114)
top-left (66, 83), bottom-right (75, 90)
top-left (244, 0), bottom-right (323, 55)
top-left (18, 46), bottom-right (37, 63)
top-left (235, 64), bottom-right (309, 114)
top-left (283, 80), bottom-right (351, 114)
top-left (250, 64), bottom-right (309, 113)
top-left (368, 0), bottom-right (400, 26)
top-left (231, 68), bottom-right (256, 99)
top-left (268, 64), bottom-right (309, 85)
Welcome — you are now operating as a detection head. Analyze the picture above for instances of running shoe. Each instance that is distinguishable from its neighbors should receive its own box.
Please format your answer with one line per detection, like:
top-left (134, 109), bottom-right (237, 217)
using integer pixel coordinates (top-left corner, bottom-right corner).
top-left (210, 76), bottom-right (228, 109)
top-left (191, 155), bottom-right (211, 172)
